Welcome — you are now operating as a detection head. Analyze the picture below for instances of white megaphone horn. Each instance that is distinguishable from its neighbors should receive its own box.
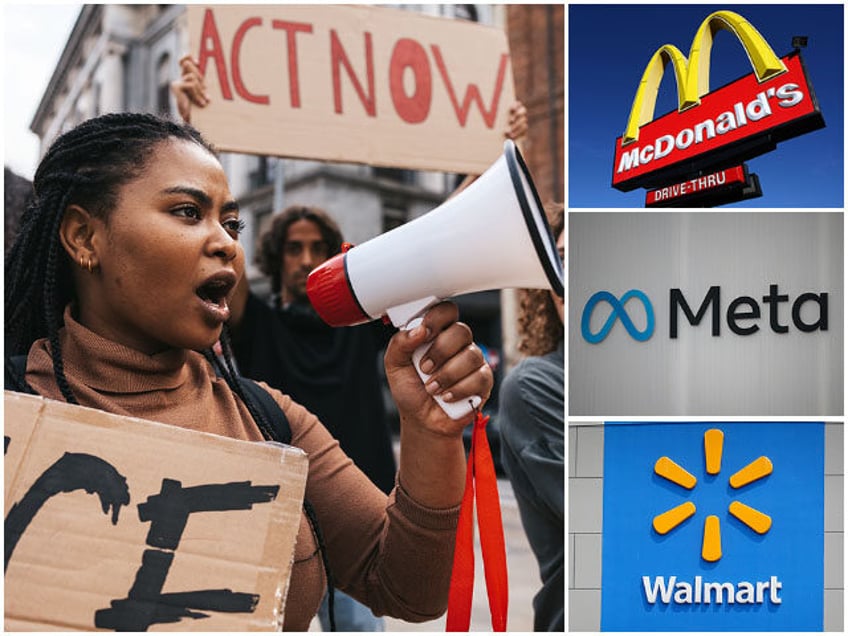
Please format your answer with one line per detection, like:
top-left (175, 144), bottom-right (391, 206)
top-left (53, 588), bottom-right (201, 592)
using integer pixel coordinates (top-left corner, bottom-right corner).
top-left (307, 140), bottom-right (564, 419)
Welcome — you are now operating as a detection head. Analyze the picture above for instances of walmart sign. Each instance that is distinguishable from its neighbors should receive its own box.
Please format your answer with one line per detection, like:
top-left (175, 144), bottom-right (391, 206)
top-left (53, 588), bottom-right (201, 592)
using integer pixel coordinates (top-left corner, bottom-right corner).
top-left (601, 422), bottom-right (824, 631)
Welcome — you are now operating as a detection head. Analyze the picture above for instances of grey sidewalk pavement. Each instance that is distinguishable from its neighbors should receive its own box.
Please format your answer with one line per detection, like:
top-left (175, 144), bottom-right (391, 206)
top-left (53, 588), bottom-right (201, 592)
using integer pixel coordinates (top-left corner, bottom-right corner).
top-left (309, 477), bottom-right (542, 632)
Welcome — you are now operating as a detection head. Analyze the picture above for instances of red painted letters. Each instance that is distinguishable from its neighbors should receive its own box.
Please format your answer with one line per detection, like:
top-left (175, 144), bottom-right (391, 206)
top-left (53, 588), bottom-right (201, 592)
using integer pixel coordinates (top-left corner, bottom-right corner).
top-left (197, 9), bottom-right (233, 100)
top-left (432, 47), bottom-right (509, 128)
top-left (330, 30), bottom-right (376, 117)
top-left (271, 20), bottom-right (313, 108)
top-left (232, 18), bottom-right (269, 105)
top-left (389, 38), bottom-right (432, 124)
top-left (197, 12), bottom-right (508, 128)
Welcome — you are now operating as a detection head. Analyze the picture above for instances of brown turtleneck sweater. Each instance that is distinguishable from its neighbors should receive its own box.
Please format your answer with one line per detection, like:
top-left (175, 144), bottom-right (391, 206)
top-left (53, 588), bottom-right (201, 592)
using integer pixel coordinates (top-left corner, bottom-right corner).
top-left (25, 308), bottom-right (460, 630)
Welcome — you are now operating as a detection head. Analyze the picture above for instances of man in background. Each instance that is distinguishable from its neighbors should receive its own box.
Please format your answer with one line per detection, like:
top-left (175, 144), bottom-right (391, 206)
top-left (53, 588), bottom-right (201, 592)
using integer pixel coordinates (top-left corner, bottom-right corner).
top-left (228, 205), bottom-right (396, 630)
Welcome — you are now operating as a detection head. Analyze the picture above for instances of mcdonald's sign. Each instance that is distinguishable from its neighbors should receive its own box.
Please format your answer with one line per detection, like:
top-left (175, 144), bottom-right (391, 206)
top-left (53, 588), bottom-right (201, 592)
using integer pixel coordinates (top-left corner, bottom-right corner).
top-left (612, 11), bottom-right (825, 192)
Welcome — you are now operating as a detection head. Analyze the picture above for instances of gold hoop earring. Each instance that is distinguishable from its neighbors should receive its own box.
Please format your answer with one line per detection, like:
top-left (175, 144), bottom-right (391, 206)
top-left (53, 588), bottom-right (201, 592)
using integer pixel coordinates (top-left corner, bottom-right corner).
top-left (87, 258), bottom-right (94, 274)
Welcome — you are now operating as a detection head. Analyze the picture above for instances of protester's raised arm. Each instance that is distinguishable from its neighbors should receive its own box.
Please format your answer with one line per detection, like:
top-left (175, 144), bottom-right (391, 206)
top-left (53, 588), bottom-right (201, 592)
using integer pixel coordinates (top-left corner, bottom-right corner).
top-left (170, 55), bottom-right (209, 123)
top-left (505, 100), bottom-right (528, 146)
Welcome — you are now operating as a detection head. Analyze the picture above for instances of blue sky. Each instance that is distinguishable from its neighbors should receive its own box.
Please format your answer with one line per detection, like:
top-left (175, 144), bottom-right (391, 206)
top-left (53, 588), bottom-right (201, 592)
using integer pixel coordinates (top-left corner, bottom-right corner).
top-left (568, 3), bottom-right (844, 208)
top-left (4, 3), bottom-right (82, 180)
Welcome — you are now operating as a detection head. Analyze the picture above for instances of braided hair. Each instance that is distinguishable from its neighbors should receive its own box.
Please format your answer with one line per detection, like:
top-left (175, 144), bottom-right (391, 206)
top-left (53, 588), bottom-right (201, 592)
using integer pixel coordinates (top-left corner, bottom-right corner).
top-left (5, 113), bottom-right (338, 625)
top-left (4, 112), bottom-right (275, 439)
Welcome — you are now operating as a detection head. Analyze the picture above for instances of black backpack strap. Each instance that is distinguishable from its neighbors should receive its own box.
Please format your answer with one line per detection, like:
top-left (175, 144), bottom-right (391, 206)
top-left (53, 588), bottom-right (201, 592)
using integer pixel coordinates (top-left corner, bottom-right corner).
top-left (234, 374), bottom-right (336, 630)
top-left (235, 376), bottom-right (292, 445)
top-left (5, 355), bottom-right (35, 394)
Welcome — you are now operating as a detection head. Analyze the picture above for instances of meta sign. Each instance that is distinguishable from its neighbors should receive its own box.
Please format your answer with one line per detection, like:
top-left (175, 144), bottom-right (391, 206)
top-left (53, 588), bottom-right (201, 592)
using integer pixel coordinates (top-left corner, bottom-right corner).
top-left (581, 283), bottom-right (829, 343)
top-left (612, 10), bottom-right (825, 192)
top-left (602, 422), bottom-right (824, 631)
top-left (568, 212), bottom-right (843, 416)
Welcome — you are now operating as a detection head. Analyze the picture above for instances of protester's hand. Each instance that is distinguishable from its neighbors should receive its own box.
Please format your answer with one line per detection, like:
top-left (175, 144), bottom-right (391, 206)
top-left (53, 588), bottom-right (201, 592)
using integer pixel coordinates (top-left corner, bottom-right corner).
top-left (384, 302), bottom-right (493, 436)
top-left (170, 55), bottom-right (209, 123)
top-left (505, 100), bottom-right (528, 141)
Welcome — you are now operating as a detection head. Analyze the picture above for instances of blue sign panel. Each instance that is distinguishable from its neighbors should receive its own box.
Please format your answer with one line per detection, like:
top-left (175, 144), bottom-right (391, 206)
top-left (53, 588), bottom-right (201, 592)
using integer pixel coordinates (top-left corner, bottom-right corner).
top-left (601, 422), bottom-right (824, 631)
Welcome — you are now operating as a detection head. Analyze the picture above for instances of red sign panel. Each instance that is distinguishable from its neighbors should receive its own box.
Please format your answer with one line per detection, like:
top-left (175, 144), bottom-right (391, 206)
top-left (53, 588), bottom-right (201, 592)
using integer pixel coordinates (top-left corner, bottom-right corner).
top-left (612, 53), bottom-right (823, 191)
top-left (645, 165), bottom-right (747, 206)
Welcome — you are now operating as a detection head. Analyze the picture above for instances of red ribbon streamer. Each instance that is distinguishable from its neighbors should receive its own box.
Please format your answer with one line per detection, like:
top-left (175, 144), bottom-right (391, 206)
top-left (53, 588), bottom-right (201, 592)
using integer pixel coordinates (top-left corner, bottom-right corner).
top-left (446, 410), bottom-right (508, 631)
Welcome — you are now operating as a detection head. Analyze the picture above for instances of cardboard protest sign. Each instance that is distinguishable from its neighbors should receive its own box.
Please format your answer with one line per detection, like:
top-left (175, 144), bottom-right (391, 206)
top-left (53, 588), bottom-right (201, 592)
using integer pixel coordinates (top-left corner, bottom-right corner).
top-left (187, 4), bottom-right (516, 174)
top-left (4, 391), bottom-right (308, 631)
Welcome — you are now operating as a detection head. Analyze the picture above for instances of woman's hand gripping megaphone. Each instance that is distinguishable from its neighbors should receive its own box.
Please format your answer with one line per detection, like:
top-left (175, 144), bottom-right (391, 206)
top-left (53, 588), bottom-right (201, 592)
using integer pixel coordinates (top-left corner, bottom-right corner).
top-left (381, 297), bottom-right (484, 420)
top-left (307, 138), bottom-right (562, 420)
top-left (383, 301), bottom-right (493, 425)
top-left (306, 252), bottom-right (493, 421)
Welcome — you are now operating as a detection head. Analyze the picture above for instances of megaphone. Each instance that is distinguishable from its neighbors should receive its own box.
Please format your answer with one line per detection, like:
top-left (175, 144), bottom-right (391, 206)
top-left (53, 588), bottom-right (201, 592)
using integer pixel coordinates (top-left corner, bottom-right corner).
top-left (307, 140), bottom-right (564, 419)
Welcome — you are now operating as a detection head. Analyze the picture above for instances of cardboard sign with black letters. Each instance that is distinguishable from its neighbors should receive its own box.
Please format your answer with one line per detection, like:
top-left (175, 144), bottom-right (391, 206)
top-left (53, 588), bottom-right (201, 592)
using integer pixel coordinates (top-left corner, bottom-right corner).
top-left (186, 4), bottom-right (516, 174)
top-left (4, 391), bottom-right (308, 631)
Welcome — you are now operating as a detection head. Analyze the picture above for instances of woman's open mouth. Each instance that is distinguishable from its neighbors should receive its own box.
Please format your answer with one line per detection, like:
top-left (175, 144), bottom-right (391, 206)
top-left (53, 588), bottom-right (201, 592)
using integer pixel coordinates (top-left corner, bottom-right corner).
top-left (196, 274), bottom-right (236, 323)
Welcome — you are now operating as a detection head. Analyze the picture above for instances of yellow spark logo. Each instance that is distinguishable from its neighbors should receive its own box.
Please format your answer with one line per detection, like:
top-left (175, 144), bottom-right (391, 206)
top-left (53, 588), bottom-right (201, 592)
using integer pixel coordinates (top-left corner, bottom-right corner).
top-left (652, 428), bottom-right (773, 562)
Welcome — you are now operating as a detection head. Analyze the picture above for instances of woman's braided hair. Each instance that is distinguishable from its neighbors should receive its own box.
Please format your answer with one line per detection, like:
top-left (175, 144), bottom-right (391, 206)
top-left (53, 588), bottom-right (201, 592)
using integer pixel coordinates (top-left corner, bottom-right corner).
top-left (4, 112), bottom-right (277, 441)
top-left (516, 202), bottom-right (564, 357)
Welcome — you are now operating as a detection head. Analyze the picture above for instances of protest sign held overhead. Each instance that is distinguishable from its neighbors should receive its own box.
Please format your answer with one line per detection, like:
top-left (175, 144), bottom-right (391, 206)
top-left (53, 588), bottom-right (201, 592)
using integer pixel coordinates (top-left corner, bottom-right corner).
top-left (187, 4), bottom-right (516, 174)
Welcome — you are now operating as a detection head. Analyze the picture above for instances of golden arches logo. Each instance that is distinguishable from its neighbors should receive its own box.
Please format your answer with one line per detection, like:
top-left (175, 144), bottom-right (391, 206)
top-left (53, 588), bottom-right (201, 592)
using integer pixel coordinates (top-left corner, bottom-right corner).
top-left (623, 10), bottom-right (787, 146)
top-left (652, 428), bottom-right (773, 562)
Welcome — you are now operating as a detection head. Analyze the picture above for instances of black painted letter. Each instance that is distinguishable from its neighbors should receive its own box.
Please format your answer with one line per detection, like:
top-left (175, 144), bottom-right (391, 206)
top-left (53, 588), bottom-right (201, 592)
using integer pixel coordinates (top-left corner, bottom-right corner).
top-left (95, 479), bottom-right (280, 631)
top-left (5, 452), bottom-right (130, 571)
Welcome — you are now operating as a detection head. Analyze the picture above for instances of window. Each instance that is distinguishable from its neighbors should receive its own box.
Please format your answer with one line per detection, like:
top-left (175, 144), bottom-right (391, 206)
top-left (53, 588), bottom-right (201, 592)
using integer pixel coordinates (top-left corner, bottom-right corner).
top-left (248, 156), bottom-right (273, 189)
top-left (454, 4), bottom-right (479, 22)
top-left (93, 83), bottom-right (101, 117)
top-left (382, 204), bottom-right (407, 233)
top-left (374, 167), bottom-right (414, 185)
top-left (156, 53), bottom-right (171, 116)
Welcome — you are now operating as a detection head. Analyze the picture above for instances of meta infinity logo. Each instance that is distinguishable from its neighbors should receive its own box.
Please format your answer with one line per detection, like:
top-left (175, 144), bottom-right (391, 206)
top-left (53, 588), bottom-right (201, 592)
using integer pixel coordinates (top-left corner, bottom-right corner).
top-left (581, 285), bottom-right (828, 344)
top-left (581, 290), bottom-right (655, 343)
